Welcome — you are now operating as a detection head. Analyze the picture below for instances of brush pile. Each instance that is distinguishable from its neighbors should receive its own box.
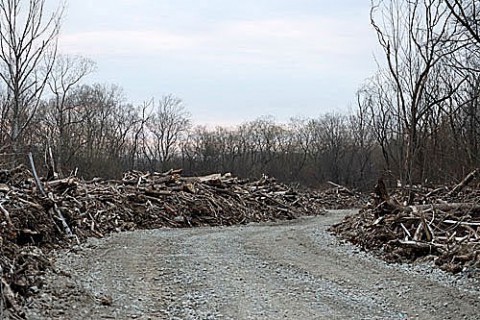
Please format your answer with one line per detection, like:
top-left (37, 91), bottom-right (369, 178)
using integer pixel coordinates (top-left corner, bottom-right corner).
top-left (0, 165), bottom-right (365, 318)
top-left (331, 169), bottom-right (480, 275)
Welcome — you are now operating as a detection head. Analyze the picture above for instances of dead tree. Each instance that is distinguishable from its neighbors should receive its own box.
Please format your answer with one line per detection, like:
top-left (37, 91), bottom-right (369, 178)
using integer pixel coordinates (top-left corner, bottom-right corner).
top-left (145, 95), bottom-right (191, 171)
top-left (0, 0), bottom-right (63, 160)
top-left (45, 54), bottom-right (96, 172)
top-left (370, 0), bottom-right (462, 186)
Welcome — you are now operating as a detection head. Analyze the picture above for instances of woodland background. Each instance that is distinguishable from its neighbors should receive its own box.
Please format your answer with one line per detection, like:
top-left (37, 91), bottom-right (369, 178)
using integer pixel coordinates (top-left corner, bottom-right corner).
top-left (1, 0), bottom-right (480, 191)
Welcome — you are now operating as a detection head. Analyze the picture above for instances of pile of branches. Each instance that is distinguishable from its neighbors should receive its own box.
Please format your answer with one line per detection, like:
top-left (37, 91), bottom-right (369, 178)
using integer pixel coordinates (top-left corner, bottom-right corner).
top-left (331, 169), bottom-right (480, 275)
top-left (320, 181), bottom-right (366, 209)
top-left (0, 164), bottom-right (365, 317)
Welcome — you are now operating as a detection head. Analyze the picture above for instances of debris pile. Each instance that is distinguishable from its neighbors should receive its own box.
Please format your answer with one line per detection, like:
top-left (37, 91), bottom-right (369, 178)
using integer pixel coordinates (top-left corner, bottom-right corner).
top-left (331, 169), bottom-right (480, 275)
top-left (0, 165), bottom-right (364, 317)
top-left (321, 181), bottom-right (366, 209)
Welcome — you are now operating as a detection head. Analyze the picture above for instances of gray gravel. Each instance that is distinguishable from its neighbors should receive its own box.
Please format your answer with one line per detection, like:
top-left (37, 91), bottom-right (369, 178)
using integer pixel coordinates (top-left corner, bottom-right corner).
top-left (25, 210), bottom-right (480, 319)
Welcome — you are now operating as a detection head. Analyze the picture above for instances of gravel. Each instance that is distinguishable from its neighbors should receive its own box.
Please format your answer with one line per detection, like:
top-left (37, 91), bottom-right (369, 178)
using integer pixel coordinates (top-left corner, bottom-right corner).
top-left (25, 210), bottom-right (480, 320)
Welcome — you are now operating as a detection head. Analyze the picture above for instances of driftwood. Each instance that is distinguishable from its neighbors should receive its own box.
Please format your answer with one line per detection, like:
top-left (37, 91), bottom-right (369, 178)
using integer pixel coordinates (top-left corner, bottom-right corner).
top-left (331, 169), bottom-right (480, 275)
top-left (389, 202), bottom-right (480, 214)
top-left (327, 181), bottom-right (355, 196)
top-left (447, 168), bottom-right (479, 197)
top-left (28, 152), bottom-right (74, 238)
top-left (28, 152), bottom-right (46, 196)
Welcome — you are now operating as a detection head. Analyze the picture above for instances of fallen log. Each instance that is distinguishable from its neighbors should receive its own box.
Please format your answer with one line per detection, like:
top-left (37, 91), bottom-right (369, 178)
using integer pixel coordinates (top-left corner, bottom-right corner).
top-left (447, 168), bottom-right (479, 197)
top-left (390, 239), bottom-right (447, 251)
top-left (404, 203), bottom-right (480, 213)
top-left (327, 181), bottom-right (355, 196)
top-left (442, 220), bottom-right (480, 226)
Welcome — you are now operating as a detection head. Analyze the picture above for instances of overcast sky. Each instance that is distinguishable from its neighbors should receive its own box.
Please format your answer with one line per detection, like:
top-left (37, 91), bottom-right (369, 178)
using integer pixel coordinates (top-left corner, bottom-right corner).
top-left (57, 0), bottom-right (379, 125)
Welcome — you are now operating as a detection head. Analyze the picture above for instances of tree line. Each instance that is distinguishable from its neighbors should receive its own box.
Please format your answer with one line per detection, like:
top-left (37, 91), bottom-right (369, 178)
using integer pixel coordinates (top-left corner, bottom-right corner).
top-left (1, 0), bottom-right (480, 191)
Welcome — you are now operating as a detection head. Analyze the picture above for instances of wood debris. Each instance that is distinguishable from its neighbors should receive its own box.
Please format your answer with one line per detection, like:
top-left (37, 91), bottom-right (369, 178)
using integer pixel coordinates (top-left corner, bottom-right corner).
top-left (330, 168), bottom-right (480, 276)
top-left (0, 166), bottom-right (365, 317)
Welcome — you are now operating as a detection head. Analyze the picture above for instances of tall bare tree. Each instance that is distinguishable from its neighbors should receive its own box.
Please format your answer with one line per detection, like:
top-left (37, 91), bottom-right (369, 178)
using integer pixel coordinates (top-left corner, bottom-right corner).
top-left (45, 54), bottom-right (96, 170)
top-left (370, 0), bottom-right (461, 186)
top-left (145, 95), bottom-right (191, 171)
top-left (0, 0), bottom-right (63, 158)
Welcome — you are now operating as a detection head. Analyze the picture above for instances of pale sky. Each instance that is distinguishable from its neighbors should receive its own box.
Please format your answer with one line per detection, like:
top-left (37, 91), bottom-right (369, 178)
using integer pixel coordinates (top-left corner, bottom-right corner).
top-left (57, 0), bottom-right (379, 125)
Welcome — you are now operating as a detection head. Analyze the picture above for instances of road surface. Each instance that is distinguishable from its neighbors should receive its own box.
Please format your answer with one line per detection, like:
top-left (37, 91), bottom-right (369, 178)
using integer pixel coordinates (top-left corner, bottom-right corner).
top-left (26, 210), bottom-right (480, 319)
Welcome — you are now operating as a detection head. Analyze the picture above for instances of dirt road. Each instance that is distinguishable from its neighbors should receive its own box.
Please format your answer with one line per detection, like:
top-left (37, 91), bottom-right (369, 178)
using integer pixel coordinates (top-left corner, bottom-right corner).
top-left (27, 210), bottom-right (479, 319)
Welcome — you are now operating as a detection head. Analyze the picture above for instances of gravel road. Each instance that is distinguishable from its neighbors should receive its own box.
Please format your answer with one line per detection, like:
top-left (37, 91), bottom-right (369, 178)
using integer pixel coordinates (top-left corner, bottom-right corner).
top-left (26, 210), bottom-right (480, 320)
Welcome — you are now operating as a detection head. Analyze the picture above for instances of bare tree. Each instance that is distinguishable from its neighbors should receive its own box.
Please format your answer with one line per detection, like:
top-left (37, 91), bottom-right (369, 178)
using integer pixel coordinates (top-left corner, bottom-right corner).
top-left (0, 0), bottom-right (63, 158)
top-left (146, 95), bottom-right (191, 171)
top-left (358, 73), bottom-right (403, 177)
top-left (127, 100), bottom-right (152, 170)
top-left (287, 117), bottom-right (314, 181)
top-left (317, 113), bottom-right (350, 184)
top-left (44, 54), bottom-right (96, 170)
top-left (445, 0), bottom-right (480, 44)
top-left (47, 55), bottom-right (96, 114)
top-left (349, 95), bottom-right (378, 188)
top-left (370, 0), bottom-right (461, 186)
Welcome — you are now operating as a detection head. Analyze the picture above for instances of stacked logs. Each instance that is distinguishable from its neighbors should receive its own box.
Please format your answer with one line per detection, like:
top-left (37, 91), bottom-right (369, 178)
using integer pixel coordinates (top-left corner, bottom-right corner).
top-left (0, 165), bottom-right (365, 317)
top-left (331, 169), bottom-right (480, 275)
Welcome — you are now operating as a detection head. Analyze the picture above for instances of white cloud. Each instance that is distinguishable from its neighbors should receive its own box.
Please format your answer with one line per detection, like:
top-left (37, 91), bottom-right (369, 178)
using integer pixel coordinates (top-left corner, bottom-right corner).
top-left (205, 17), bottom-right (374, 66)
top-left (58, 15), bottom-right (376, 73)
top-left (59, 29), bottom-right (201, 57)
top-left (57, 4), bottom-right (380, 122)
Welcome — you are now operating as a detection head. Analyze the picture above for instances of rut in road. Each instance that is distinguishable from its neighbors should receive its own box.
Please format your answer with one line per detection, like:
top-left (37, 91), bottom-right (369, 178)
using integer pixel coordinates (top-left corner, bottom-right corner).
top-left (26, 210), bottom-right (480, 320)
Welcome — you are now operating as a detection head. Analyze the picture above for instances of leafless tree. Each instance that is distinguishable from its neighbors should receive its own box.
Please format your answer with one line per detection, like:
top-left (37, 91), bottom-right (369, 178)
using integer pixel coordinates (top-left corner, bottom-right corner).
top-left (349, 95), bottom-right (378, 188)
top-left (286, 117), bottom-right (314, 180)
top-left (0, 0), bottom-right (63, 158)
top-left (445, 0), bottom-right (480, 44)
top-left (370, 0), bottom-right (462, 186)
top-left (145, 95), bottom-right (191, 171)
top-left (47, 55), bottom-right (96, 114)
top-left (44, 55), bottom-right (96, 170)
top-left (126, 100), bottom-right (152, 170)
